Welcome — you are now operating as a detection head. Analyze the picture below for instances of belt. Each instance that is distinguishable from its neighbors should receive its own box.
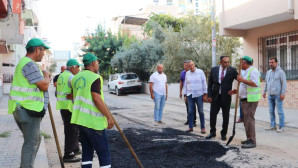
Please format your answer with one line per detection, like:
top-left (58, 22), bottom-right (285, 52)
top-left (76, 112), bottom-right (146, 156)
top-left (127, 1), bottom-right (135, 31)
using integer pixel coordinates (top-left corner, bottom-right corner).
top-left (241, 98), bottom-right (247, 101)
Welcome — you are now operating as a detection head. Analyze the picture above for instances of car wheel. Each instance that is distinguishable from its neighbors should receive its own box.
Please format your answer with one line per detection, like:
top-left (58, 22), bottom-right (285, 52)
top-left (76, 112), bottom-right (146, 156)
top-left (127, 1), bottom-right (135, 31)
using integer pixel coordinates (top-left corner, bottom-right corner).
top-left (116, 87), bottom-right (121, 96)
top-left (108, 86), bottom-right (112, 94)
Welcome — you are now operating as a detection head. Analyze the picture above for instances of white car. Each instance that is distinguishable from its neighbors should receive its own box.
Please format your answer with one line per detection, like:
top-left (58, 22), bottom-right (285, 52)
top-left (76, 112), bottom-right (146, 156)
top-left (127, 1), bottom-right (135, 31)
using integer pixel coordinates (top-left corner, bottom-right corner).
top-left (108, 73), bottom-right (142, 96)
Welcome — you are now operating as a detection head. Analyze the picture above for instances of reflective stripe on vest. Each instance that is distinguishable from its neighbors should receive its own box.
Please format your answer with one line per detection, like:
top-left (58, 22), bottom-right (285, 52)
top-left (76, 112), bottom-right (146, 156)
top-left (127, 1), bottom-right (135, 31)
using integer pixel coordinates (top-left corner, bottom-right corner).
top-left (8, 57), bottom-right (44, 114)
top-left (247, 67), bottom-right (261, 102)
top-left (10, 95), bottom-right (44, 102)
top-left (70, 70), bottom-right (107, 130)
top-left (11, 86), bottom-right (40, 92)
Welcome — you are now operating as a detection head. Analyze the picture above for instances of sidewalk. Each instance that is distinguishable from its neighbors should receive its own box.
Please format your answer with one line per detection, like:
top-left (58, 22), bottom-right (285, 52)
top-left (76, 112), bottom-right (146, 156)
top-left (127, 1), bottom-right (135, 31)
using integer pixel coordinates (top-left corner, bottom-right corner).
top-left (0, 95), bottom-right (48, 168)
top-left (128, 93), bottom-right (298, 128)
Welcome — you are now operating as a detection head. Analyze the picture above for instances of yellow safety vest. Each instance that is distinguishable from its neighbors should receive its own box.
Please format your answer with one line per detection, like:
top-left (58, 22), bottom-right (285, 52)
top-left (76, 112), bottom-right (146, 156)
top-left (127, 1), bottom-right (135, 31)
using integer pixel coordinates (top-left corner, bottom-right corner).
top-left (70, 70), bottom-right (107, 130)
top-left (56, 70), bottom-right (73, 111)
top-left (8, 57), bottom-right (44, 114)
top-left (247, 67), bottom-right (261, 102)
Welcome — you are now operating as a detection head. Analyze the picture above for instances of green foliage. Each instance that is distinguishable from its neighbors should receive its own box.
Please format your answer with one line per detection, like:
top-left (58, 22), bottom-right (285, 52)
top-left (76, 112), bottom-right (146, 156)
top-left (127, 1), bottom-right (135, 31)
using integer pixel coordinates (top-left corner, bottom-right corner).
top-left (143, 13), bottom-right (186, 36)
top-left (112, 14), bottom-right (241, 83)
top-left (162, 15), bottom-right (241, 82)
top-left (0, 131), bottom-right (10, 138)
top-left (83, 25), bottom-right (139, 79)
top-left (48, 61), bottom-right (57, 74)
top-left (111, 39), bottom-right (164, 81)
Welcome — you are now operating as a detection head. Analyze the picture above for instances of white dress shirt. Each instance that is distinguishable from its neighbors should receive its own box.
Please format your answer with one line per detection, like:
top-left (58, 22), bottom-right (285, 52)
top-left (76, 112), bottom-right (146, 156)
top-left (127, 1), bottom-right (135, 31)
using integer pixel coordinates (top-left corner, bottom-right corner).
top-left (185, 68), bottom-right (207, 98)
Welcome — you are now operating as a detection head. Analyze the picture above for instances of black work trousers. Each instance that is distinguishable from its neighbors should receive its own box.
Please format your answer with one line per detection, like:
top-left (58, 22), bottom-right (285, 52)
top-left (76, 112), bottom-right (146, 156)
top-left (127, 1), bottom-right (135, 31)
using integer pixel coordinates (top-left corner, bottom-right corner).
top-left (209, 95), bottom-right (231, 136)
top-left (186, 101), bottom-right (196, 124)
top-left (60, 109), bottom-right (80, 156)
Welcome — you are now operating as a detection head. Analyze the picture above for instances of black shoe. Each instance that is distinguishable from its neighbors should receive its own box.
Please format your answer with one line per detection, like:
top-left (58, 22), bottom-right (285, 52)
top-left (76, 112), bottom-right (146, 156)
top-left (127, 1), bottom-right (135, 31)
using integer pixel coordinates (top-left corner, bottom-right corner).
top-left (241, 139), bottom-right (249, 144)
top-left (221, 135), bottom-right (227, 141)
top-left (241, 140), bottom-right (256, 148)
top-left (205, 133), bottom-right (216, 139)
top-left (74, 149), bottom-right (82, 155)
top-left (184, 121), bottom-right (189, 125)
top-left (193, 123), bottom-right (197, 127)
top-left (63, 153), bottom-right (81, 163)
top-left (185, 128), bottom-right (193, 133)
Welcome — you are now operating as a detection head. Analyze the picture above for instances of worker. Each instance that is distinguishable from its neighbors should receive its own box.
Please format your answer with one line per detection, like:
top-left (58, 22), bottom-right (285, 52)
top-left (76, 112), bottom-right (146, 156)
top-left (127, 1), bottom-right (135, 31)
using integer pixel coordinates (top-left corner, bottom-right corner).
top-left (70, 53), bottom-right (114, 168)
top-left (56, 59), bottom-right (82, 162)
top-left (8, 38), bottom-right (51, 167)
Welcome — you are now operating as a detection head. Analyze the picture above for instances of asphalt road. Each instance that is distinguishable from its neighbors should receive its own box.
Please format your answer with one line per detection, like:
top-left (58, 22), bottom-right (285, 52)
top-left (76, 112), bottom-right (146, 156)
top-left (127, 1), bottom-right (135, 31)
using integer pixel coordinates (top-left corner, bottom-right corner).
top-left (43, 85), bottom-right (298, 168)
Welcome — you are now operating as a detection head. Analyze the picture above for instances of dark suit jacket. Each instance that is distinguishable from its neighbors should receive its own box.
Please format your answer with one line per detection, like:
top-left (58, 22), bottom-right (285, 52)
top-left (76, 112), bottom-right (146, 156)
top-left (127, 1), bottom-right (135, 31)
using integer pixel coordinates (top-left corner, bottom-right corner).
top-left (208, 66), bottom-right (238, 103)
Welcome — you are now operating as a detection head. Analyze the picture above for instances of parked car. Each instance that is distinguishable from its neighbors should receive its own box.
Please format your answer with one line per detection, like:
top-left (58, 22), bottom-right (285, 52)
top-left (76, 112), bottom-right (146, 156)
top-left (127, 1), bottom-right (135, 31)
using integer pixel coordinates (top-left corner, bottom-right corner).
top-left (108, 73), bottom-right (142, 96)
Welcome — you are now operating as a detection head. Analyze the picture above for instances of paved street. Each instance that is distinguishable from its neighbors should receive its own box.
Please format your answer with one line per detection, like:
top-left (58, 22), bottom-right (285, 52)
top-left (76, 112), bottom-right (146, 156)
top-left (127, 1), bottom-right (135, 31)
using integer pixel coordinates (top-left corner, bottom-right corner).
top-left (0, 96), bottom-right (48, 168)
top-left (1, 85), bottom-right (298, 167)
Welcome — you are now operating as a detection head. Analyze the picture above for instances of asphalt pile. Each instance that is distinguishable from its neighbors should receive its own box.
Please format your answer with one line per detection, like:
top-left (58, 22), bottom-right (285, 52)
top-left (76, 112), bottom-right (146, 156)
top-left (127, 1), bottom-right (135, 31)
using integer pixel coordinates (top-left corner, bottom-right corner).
top-left (108, 128), bottom-right (232, 168)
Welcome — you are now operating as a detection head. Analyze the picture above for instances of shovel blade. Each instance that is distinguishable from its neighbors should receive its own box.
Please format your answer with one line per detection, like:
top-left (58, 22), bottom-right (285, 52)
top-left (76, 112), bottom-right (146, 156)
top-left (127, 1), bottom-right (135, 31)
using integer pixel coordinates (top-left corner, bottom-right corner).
top-left (226, 134), bottom-right (235, 146)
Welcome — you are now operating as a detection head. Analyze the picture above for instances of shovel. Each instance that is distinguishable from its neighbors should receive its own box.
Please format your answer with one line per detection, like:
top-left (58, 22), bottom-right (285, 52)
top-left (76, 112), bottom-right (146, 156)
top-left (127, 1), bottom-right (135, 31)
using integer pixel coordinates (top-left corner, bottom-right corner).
top-left (48, 102), bottom-right (65, 168)
top-left (226, 59), bottom-right (242, 146)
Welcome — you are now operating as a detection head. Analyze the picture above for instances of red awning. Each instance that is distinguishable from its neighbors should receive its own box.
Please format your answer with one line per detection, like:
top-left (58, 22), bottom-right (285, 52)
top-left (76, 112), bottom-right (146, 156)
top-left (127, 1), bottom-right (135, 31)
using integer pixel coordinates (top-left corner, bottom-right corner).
top-left (0, 0), bottom-right (8, 18)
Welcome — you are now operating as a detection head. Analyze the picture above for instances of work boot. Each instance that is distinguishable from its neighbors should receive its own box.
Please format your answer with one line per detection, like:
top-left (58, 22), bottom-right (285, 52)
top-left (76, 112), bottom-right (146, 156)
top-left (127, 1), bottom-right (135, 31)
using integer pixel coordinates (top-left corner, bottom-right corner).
top-left (63, 152), bottom-right (81, 163)
top-left (74, 149), bottom-right (82, 155)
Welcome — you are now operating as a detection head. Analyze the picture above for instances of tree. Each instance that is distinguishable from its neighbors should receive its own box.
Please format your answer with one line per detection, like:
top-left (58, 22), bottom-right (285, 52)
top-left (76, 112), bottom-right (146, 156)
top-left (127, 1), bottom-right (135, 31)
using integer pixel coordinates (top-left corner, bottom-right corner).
top-left (83, 25), bottom-right (138, 78)
top-left (162, 15), bottom-right (241, 82)
top-left (143, 13), bottom-right (186, 36)
top-left (48, 61), bottom-right (57, 74)
top-left (111, 25), bottom-right (165, 81)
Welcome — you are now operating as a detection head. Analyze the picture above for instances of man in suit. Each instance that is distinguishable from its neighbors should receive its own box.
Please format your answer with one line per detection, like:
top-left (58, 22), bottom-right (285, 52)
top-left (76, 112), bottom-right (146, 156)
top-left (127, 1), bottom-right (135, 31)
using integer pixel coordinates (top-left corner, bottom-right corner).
top-left (206, 56), bottom-right (238, 140)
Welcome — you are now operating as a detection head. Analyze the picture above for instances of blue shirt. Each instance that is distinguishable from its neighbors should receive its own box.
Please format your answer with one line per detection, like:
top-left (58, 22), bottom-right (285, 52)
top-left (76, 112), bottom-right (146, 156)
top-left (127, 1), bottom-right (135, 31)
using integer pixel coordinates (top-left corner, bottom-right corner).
top-left (180, 70), bottom-right (186, 86)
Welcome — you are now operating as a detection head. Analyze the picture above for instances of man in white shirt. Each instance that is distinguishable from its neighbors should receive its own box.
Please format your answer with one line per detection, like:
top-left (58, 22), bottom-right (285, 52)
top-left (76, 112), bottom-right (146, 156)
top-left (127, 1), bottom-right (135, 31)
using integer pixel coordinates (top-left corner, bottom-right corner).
top-left (149, 64), bottom-right (168, 124)
top-left (184, 61), bottom-right (207, 133)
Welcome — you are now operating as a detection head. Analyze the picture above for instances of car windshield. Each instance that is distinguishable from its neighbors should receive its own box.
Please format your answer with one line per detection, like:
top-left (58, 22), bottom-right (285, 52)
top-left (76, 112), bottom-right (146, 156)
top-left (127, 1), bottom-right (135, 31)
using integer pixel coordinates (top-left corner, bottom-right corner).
top-left (121, 74), bottom-right (137, 80)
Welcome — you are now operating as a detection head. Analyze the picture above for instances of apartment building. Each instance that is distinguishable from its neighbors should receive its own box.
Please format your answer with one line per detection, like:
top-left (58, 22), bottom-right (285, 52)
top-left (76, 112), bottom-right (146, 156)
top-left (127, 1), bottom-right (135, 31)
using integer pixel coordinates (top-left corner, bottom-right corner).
top-left (219, 0), bottom-right (298, 108)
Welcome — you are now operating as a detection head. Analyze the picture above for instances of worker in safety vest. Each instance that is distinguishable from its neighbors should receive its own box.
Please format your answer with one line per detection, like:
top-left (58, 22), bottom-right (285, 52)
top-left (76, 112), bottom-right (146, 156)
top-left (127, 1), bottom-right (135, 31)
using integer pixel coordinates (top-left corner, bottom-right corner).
top-left (56, 59), bottom-right (82, 162)
top-left (229, 56), bottom-right (261, 149)
top-left (70, 53), bottom-right (114, 168)
top-left (8, 38), bottom-right (51, 167)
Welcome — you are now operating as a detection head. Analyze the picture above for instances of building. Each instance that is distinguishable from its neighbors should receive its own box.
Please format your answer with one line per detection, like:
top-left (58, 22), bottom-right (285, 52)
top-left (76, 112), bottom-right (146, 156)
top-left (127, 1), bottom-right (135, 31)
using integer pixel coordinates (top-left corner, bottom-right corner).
top-left (111, 0), bottom-right (217, 39)
top-left (53, 50), bottom-right (71, 74)
top-left (0, 0), bottom-right (44, 96)
top-left (219, 0), bottom-right (298, 108)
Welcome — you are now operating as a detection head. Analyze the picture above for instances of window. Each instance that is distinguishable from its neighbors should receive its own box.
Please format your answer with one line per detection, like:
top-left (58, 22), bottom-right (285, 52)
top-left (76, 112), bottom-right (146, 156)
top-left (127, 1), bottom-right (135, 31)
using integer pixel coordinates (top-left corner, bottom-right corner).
top-left (258, 30), bottom-right (298, 79)
top-left (121, 74), bottom-right (138, 80)
top-left (167, 0), bottom-right (173, 5)
top-left (196, 2), bottom-right (198, 7)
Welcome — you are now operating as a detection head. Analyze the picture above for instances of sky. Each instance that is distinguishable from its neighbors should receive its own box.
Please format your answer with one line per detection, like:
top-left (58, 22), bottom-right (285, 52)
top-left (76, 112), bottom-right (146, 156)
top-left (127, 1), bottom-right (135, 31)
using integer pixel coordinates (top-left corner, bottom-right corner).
top-left (37, 0), bottom-right (151, 51)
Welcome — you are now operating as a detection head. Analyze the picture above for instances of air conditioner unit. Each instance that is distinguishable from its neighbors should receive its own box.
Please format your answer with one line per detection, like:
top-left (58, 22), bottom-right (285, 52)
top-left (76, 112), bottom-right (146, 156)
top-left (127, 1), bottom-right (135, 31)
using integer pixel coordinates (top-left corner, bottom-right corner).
top-left (8, 44), bottom-right (16, 52)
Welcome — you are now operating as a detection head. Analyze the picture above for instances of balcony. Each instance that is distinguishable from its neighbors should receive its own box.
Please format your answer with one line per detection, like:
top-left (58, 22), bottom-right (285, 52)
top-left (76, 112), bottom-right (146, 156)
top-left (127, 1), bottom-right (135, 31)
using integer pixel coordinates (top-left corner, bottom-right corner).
top-left (219, 0), bottom-right (297, 36)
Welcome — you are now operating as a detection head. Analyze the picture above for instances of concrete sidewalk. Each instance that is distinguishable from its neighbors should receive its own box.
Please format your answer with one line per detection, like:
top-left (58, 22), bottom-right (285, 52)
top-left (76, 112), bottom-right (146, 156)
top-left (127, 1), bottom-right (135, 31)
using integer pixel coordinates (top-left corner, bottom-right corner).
top-left (128, 93), bottom-right (298, 128)
top-left (0, 95), bottom-right (48, 168)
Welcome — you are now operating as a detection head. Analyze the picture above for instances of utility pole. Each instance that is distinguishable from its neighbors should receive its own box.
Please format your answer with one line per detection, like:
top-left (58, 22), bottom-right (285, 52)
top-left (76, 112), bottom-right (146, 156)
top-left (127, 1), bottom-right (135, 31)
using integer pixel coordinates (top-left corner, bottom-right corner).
top-left (211, 0), bottom-right (216, 67)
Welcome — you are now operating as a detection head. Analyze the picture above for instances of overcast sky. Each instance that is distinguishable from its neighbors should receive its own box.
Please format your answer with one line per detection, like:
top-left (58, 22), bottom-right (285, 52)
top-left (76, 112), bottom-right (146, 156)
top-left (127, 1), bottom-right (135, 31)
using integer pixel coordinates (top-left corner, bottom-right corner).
top-left (37, 0), bottom-right (151, 51)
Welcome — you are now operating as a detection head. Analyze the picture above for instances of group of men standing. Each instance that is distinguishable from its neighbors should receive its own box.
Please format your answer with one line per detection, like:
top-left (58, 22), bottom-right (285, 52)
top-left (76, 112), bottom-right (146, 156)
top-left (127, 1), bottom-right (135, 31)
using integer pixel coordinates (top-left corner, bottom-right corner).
top-left (8, 38), bottom-right (114, 168)
top-left (148, 55), bottom-right (286, 149)
top-left (176, 56), bottom-right (286, 149)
